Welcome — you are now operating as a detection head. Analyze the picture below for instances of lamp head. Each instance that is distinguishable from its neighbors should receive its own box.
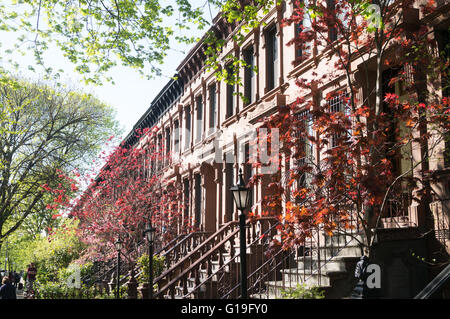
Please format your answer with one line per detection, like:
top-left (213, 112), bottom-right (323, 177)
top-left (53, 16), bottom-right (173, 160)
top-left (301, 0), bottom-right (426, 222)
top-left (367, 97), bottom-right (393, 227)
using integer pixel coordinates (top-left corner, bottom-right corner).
top-left (115, 238), bottom-right (123, 251)
top-left (230, 168), bottom-right (251, 212)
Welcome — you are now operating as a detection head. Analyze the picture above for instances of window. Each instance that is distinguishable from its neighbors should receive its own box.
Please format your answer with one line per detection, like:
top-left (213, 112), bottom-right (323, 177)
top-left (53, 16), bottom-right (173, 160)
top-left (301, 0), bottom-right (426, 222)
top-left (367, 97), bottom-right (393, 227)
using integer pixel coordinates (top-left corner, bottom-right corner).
top-left (266, 25), bottom-right (278, 91)
top-left (297, 110), bottom-right (313, 162)
top-left (225, 161), bottom-right (234, 221)
top-left (174, 120), bottom-right (180, 153)
top-left (437, 30), bottom-right (450, 166)
top-left (327, 0), bottom-right (338, 43)
top-left (244, 143), bottom-right (253, 209)
top-left (435, 28), bottom-right (449, 98)
top-left (165, 127), bottom-right (171, 166)
top-left (196, 96), bottom-right (203, 142)
top-left (445, 131), bottom-right (450, 168)
top-left (157, 134), bottom-right (163, 170)
top-left (185, 106), bottom-right (191, 150)
top-left (183, 178), bottom-right (190, 220)
top-left (209, 84), bottom-right (217, 130)
top-left (327, 93), bottom-right (350, 148)
top-left (295, 22), bottom-right (303, 59)
top-left (143, 149), bottom-right (149, 180)
top-left (150, 140), bottom-right (155, 175)
top-left (243, 46), bottom-right (255, 105)
top-left (296, 110), bottom-right (313, 188)
top-left (226, 64), bottom-right (235, 118)
top-left (294, 0), bottom-right (312, 61)
top-left (382, 68), bottom-right (401, 175)
top-left (194, 173), bottom-right (202, 228)
top-left (165, 127), bottom-right (171, 155)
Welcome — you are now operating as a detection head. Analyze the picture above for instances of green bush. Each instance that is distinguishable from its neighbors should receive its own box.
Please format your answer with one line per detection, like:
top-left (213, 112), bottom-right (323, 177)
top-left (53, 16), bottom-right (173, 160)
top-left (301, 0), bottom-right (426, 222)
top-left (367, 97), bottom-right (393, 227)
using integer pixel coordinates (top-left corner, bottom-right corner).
top-left (35, 281), bottom-right (125, 299)
top-left (22, 220), bottom-right (85, 284)
top-left (108, 285), bottom-right (128, 299)
top-left (35, 282), bottom-right (88, 299)
top-left (136, 253), bottom-right (165, 284)
top-left (57, 262), bottom-right (94, 285)
top-left (279, 284), bottom-right (325, 299)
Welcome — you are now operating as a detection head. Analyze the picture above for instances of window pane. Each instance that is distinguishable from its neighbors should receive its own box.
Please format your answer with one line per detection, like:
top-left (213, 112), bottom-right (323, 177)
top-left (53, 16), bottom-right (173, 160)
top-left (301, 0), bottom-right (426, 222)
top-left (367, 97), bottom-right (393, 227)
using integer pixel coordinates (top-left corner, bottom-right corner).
top-left (244, 46), bottom-right (255, 104)
top-left (174, 120), bottom-right (179, 152)
top-left (209, 84), bottom-right (216, 129)
top-left (196, 96), bottom-right (202, 142)
top-left (266, 26), bottom-right (278, 91)
top-left (226, 64), bottom-right (235, 118)
top-left (185, 106), bottom-right (191, 149)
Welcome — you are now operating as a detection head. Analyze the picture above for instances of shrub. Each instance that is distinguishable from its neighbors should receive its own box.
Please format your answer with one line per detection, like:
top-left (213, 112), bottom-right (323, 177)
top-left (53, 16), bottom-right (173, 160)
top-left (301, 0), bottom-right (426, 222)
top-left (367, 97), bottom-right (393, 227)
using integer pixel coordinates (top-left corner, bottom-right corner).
top-left (56, 262), bottom-right (94, 286)
top-left (35, 281), bottom-right (124, 299)
top-left (136, 253), bottom-right (165, 284)
top-left (23, 220), bottom-right (85, 284)
top-left (279, 284), bottom-right (325, 299)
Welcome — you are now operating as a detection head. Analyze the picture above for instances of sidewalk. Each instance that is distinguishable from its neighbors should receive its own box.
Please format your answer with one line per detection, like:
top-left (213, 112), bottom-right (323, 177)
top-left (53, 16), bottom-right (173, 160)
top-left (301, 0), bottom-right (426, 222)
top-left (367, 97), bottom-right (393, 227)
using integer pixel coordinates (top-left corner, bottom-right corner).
top-left (16, 287), bottom-right (24, 299)
top-left (16, 278), bottom-right (25, 299)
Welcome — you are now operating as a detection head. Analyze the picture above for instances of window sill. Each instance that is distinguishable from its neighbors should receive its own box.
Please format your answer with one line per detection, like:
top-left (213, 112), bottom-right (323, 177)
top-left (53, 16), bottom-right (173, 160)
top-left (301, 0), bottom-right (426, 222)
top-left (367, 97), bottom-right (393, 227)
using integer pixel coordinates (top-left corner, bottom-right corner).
top-left (222, 114), bottom-right (239, 128)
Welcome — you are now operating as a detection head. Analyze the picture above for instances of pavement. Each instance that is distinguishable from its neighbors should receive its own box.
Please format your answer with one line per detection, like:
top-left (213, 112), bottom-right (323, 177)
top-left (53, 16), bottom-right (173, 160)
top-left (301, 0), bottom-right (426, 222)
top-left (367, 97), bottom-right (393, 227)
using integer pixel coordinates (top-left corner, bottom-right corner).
top-left (16, 278), bottom-right (25, 299)
top-left (16, 287), bottom-right (24, 299)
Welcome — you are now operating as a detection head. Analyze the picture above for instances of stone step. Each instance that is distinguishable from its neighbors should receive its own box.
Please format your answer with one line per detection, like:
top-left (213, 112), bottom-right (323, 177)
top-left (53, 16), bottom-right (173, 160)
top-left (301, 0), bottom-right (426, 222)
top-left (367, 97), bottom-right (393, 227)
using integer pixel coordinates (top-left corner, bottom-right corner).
top-left (324, 233), bottom-right (366, 246)
top-left (316, 245), bottom-right (362, 259)
top-left (250, 292), bottom-right (279, 299)
top-left (281, 267), bottom-right (346, 283)
top-left (295, 245), bottom-right (361, 262)
top-left (296, 257), bottom-right (347, 272)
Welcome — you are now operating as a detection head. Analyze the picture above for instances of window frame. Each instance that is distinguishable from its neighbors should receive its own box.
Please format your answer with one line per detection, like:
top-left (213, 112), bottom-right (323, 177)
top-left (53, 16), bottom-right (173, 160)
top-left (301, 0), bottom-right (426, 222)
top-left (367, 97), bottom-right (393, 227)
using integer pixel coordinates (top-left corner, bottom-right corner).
top-left (265, 24), bottom-right (278, 92)
top-left (243, 45), bottom-right (256, 105)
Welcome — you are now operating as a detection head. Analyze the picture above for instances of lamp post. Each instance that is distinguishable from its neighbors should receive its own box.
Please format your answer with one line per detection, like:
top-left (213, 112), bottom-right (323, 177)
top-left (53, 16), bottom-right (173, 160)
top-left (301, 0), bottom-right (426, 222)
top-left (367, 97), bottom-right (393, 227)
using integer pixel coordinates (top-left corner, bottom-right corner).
top-left (230, 168), bottom-right (251, 299)
top-left (144, 222), bottom-right (156, 299)
top-left (114, 238), bottom-right (123, 299)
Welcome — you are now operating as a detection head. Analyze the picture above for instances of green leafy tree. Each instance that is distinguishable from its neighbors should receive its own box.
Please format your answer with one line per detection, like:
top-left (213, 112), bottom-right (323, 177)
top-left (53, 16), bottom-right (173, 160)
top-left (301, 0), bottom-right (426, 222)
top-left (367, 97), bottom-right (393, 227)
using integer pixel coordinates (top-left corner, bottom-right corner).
top-left (15, 219), bottom-right (85, 283)
top-left (0, 0), bottom-right (216, 84)
top-left (0, 0), bottom-right (282, 85)
top-left (0, 76), bottom-right (120, 248)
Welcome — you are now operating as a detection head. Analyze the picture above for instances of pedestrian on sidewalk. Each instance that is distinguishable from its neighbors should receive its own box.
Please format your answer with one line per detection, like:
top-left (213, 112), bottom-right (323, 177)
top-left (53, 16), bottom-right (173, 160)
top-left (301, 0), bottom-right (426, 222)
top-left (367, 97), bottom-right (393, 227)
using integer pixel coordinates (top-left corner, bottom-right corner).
top-left (26, 263), bottom-right (37, 294)
top-left (0, 277), bottom-right (17, 299)
top-left (8, 272), bottom-right (15, 288)
top-left (14, 272), bottom-right (20, 289)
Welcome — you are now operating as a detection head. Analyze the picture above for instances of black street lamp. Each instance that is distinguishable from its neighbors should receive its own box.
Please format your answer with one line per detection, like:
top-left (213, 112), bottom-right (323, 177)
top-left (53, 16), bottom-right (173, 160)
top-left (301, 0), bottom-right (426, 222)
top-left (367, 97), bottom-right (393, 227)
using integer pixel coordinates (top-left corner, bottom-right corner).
top-left (144, 222), bottom-right (156, 299)
top-left (230, 168), bottom-right (251, 299)
top-left (114, 238), bottom-right (123, 299)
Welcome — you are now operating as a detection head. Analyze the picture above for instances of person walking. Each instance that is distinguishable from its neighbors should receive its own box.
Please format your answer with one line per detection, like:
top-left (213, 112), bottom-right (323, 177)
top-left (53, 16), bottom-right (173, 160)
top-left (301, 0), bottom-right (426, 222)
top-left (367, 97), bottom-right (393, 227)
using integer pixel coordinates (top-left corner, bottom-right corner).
top-left (8, 272), bottom-right (14, 288)
top-left (14, 272), bottom-right (20, 289)
top-left (0, 277), bottom-right (17, 299)
top-left (26, 264), bottom-right (37, 294)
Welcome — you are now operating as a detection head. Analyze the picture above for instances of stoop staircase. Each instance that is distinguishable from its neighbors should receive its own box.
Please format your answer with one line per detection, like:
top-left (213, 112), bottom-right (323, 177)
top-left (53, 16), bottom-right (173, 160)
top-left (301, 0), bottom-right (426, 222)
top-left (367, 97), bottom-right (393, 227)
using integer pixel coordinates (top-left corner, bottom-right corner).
top-left (84, 232), bottom-right (206, 289)
top-left (260, 232), bottom-right (364, 299)
top-left (90, 217), bottom-right (364, 299)
top-left (118, 231), bottom-right (211, 286)
top-left (148, 216), bottom-right (364, 299)
top-left (152, 217), bottom-right (279, 299)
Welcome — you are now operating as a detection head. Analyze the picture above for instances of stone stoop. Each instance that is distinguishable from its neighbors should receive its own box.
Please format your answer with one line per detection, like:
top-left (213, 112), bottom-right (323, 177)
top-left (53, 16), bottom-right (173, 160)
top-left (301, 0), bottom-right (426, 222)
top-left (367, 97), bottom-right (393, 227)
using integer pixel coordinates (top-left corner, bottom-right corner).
top-left (171, 245), bottom-right (247, 298)
top-left (255, 233), bottom-right (364, 299)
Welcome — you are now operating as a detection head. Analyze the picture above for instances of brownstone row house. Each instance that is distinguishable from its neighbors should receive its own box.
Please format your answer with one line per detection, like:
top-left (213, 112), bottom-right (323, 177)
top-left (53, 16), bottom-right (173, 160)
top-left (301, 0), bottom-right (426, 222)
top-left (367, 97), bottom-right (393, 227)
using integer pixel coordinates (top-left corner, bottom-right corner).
top-left (82, 0), bottom-right (449, 298)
